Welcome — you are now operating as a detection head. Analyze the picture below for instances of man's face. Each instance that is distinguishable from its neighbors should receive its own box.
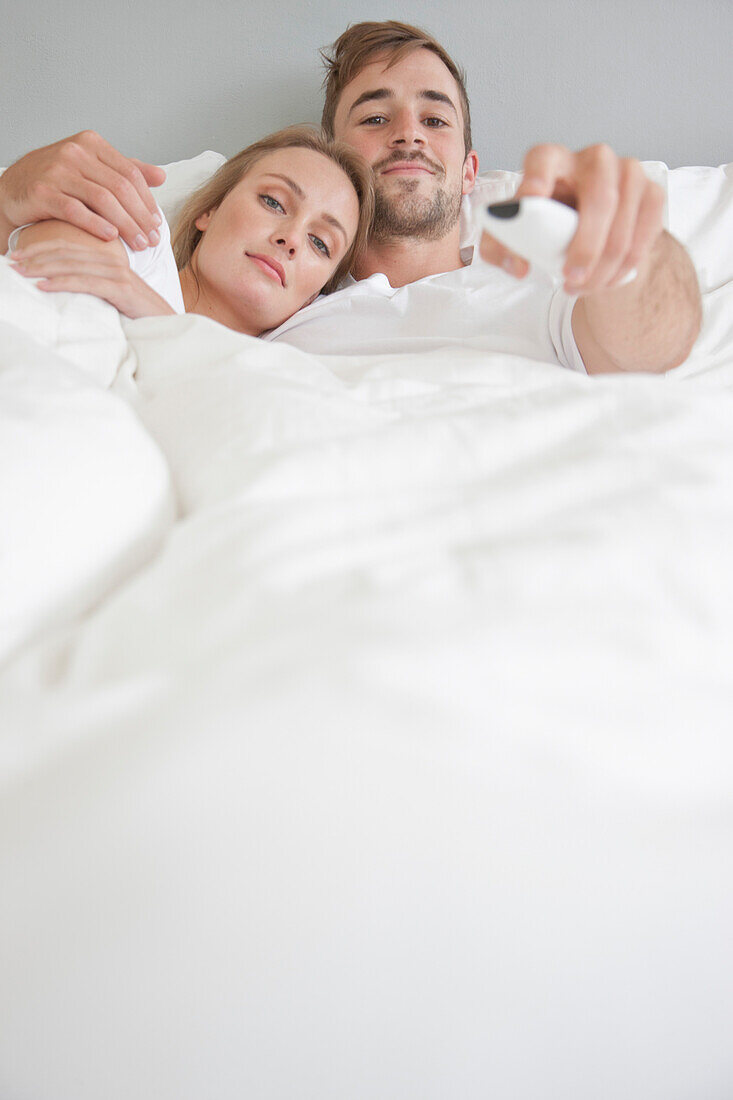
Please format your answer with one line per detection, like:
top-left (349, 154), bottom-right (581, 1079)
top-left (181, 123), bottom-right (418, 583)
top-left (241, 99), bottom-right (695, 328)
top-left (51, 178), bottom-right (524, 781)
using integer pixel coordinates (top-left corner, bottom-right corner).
top-left (332, 48), bottom-right (477, 243)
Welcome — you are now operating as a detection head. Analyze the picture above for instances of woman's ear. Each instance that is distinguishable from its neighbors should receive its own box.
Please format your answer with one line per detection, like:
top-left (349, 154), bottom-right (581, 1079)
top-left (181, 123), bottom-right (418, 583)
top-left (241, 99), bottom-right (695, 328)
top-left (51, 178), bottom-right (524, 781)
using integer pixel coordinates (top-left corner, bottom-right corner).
top-left (195, 210), bottom-right (213, 232)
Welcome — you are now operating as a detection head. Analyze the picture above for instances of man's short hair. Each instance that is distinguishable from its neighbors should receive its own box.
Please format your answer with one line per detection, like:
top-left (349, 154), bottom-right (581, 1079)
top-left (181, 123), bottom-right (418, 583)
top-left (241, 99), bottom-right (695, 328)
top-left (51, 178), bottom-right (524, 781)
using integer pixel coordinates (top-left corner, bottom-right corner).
top-left (321, 20), bottom-right (473, 156)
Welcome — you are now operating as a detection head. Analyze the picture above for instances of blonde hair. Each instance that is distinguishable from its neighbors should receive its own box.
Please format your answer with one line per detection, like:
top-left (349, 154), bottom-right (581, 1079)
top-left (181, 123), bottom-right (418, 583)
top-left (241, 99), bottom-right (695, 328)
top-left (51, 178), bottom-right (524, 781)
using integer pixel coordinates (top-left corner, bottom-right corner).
top-left (172, 125), bottom-right (374, 295)
top-left (321, 21), bottom-right (472, 156)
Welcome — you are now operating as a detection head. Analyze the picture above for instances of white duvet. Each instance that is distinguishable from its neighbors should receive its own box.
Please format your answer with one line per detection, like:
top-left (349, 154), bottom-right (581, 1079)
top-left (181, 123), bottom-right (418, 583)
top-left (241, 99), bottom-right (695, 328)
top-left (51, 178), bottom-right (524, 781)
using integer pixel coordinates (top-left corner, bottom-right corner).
top-left (1, 163), bottom-right (733, 1100)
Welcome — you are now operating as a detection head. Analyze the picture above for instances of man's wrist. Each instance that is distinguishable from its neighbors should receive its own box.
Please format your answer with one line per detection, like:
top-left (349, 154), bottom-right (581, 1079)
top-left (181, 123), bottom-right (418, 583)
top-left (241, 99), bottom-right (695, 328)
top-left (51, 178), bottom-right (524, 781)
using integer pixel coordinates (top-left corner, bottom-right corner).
top-left (573, 231), bottom-right (701, 374)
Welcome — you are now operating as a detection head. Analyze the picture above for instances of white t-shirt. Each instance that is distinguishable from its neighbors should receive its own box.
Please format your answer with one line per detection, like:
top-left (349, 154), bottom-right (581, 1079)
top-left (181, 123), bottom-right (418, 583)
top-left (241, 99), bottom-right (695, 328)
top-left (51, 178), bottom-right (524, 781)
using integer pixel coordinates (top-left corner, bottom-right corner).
top-left (266, 235), bottom-right (586, 374)
top-left (7, 207), bottom-right (184, 314)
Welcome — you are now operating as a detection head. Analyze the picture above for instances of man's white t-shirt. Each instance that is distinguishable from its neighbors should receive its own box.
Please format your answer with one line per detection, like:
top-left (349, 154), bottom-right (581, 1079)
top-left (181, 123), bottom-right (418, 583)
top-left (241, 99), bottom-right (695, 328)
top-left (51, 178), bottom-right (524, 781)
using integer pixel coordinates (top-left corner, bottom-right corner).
top-left (265, 235), bottom-right (586, 374)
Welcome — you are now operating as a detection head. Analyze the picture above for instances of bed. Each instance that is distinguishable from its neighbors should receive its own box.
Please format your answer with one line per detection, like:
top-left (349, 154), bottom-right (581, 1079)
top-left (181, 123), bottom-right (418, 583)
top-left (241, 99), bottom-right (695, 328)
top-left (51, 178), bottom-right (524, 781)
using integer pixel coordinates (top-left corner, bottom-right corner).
top-left (1, 154), bottom-right (732, 1099)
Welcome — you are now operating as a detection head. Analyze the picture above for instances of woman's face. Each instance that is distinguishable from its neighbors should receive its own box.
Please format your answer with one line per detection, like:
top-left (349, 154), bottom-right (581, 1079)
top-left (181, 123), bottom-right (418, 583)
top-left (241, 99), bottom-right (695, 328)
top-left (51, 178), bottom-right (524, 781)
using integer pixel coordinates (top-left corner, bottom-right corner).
top-left (187, 147), bottom-right (360, 334)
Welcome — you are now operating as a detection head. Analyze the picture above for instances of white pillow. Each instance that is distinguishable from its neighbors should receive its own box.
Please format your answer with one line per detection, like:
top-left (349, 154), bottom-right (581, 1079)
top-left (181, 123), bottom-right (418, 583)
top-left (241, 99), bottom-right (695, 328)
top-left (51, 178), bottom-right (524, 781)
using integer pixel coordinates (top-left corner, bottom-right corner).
top-left (153, 149), bottom-right (227, 231)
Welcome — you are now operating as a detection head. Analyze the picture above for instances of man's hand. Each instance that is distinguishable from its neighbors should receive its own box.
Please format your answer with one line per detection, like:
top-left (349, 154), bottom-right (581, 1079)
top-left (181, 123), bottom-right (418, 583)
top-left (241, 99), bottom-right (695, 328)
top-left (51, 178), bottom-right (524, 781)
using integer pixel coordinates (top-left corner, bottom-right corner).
top-left (479, 143), bottom-right (665, 295)
top-left (0, 131), bottom-right (166, 253)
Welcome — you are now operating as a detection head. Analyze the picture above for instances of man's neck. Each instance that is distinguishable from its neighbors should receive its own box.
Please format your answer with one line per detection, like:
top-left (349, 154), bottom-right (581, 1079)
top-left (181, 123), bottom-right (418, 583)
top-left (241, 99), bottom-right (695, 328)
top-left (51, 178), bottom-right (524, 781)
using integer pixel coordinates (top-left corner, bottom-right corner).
top-left (351, 225), bottom-right (465, 287)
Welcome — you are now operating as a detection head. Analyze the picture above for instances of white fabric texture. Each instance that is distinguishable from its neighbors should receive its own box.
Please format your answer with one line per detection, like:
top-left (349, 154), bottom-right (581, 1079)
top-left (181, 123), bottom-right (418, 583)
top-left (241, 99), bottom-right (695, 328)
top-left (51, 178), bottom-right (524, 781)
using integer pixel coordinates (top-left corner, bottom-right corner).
top-left (152, 148), bottom-right (227, 230)
top-left (1, 160), bottom-right (733, 1100)
top-left (266, 243), bottom-right (586, 370)
top-left (118, 208), bottom-right (184, 313)
top-left (0, 259), bottom-right (174, 662)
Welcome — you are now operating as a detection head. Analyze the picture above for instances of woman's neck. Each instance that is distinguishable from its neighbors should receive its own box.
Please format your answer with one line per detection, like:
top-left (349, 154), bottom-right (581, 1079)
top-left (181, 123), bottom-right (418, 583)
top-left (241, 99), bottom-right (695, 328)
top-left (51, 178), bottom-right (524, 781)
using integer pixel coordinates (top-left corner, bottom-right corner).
top-left (178, 264), bottom-right (260, 336)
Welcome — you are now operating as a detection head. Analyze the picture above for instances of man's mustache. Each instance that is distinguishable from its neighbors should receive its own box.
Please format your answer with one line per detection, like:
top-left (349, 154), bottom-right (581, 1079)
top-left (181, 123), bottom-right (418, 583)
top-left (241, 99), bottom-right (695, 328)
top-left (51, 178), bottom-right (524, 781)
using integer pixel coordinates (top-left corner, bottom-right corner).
top-left (373, 152), bottom-right (444, 177)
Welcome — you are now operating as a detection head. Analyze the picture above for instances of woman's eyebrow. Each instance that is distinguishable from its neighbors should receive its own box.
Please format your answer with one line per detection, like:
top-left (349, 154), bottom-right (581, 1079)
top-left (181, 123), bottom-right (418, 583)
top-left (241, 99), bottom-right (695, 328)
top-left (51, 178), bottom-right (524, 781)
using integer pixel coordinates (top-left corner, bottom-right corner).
top-left (260, 173), bottom-right (305, 199)
top-left (321, 214), bottom-right (347, 247)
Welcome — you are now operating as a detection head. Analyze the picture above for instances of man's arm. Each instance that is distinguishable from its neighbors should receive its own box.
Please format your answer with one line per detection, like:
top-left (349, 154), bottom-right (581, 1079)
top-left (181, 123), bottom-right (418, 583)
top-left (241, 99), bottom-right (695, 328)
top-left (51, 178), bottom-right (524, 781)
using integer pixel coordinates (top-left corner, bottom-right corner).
top-left (0, 131), bottom-right (165, 254)
top-left (480, 143), bottom-right (702, 374)
top-left (571, 230), bottom-right (701, 375)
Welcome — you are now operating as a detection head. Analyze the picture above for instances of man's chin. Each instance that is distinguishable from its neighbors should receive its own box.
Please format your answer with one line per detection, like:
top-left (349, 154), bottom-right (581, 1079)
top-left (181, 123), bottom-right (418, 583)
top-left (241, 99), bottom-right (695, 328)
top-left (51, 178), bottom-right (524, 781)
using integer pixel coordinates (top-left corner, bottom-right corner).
top-left (377, 174), bottom-right (427, 195)
top-left (372, 185), bottom-right (461, 242)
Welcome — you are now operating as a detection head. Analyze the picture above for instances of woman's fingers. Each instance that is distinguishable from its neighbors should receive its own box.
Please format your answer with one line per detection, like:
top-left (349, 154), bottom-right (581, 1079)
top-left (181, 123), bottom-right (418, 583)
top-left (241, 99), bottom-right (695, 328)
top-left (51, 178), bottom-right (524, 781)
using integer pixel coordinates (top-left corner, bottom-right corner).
top-left (11, 242), bottom-right (128, 279)
top-left (10, 241), bottom-right (176, 320)
top-left (33, 273), bottom-right (134, 314)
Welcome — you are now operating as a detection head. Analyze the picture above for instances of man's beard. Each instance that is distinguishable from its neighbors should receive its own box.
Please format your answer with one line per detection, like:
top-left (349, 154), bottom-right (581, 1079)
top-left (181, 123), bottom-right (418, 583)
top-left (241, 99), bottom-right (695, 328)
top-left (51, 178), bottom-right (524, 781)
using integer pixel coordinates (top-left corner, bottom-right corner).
top-left (371, 175), bottom-right (463, 243)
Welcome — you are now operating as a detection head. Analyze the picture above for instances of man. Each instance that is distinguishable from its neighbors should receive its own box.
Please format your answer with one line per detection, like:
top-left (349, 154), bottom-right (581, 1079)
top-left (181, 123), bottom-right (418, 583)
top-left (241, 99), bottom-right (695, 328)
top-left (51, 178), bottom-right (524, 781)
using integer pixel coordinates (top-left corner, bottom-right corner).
top-left (0, 21), bottom-right (701, 375)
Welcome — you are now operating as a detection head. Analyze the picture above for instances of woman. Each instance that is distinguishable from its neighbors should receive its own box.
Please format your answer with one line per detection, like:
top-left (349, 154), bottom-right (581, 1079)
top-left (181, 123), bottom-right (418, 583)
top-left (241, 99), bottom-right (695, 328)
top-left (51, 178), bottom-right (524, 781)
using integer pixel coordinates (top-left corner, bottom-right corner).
top-left (7, 127), bottom-right (374, 336)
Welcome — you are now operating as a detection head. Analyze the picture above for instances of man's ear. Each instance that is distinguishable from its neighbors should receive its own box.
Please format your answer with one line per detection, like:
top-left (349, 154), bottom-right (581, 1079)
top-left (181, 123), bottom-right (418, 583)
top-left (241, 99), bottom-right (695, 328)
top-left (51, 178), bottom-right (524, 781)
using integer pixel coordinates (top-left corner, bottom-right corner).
top-left (462, 151), bottom-right (480, 196)
top-left (195, 210), bottom-right (214, 232)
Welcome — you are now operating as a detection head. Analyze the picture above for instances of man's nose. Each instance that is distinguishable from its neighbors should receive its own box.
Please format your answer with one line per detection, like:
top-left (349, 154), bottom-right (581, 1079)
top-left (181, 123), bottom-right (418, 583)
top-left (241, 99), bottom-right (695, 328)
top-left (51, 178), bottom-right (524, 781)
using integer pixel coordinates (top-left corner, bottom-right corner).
top-left (388, 110), bottom-right (425, 146)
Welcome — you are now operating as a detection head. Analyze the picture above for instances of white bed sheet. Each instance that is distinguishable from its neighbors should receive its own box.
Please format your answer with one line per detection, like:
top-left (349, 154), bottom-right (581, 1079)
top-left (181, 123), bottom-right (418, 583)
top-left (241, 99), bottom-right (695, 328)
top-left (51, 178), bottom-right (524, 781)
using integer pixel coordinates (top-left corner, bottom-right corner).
top-left (1, 162), bottom-right (733, 1100)
top-left (0, 262), bottom-right (174, 664)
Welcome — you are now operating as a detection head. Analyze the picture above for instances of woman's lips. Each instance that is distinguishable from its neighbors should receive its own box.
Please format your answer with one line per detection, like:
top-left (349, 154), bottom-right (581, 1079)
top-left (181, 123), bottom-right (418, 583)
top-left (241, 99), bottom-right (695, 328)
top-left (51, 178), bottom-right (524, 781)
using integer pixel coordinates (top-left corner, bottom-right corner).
top-left (246, 253), bottom-right (285, 286)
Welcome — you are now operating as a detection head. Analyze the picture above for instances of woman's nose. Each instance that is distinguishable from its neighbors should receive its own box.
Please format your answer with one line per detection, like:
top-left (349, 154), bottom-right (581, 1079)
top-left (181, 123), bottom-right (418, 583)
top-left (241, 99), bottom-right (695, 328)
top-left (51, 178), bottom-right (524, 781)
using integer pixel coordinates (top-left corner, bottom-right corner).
top-left (274, 234), bottom-right (296, 257)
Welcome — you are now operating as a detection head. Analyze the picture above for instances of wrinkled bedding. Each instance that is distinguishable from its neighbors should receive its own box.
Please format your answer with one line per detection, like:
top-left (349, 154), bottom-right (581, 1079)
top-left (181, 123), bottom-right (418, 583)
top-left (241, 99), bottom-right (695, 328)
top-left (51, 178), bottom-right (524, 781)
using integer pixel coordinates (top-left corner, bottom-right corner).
top-left (1, 163), bottom-right (733, 1100)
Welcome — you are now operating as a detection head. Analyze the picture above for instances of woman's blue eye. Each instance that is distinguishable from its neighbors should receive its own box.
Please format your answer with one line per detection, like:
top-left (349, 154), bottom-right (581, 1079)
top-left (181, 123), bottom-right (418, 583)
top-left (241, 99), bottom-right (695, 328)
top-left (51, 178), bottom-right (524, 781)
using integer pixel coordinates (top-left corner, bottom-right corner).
top-left (310, 235), bottom-right (330, 258)
top-left (261, 194), bottom-right (285, 212)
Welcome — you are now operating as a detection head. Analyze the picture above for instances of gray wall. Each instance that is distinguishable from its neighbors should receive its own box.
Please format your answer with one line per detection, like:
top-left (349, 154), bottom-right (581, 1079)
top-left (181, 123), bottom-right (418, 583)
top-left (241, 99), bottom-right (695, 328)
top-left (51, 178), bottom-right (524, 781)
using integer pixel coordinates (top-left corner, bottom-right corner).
top-left (2, 0), bottom-right (731, 172)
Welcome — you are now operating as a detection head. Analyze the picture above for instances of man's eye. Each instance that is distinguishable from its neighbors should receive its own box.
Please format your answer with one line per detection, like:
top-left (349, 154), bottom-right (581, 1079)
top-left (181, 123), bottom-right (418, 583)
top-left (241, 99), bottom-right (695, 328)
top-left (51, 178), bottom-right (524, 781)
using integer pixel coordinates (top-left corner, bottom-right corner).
top-left (310, 235), bottom-right (330, 258)
top-left (361, 115), bottom-right (388, 126)
top-left (261, 194), bottom-right (285, 212)
top-left (424, 117), bottom-right (448, 127)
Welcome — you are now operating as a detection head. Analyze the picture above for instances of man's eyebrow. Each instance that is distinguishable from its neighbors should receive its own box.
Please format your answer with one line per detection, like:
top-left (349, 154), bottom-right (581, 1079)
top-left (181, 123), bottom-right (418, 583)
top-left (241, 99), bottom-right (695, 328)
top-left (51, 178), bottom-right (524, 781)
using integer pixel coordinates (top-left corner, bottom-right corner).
top-left (347, 88), bottom-right (393, 118)
top-left (420, 89), bottom-right (458, 116)
top-left (347, 87), bottom-right (458, 118)
top-left (260, 173), bottom-right (305, 200)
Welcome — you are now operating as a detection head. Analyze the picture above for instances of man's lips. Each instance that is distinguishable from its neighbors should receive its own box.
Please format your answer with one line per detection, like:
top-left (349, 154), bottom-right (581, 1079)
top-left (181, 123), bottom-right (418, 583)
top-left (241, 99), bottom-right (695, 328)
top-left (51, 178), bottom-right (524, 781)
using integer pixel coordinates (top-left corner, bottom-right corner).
top-left (246, 253), bottom-right (285, 286)
top-left (380, 162), bottom-right (435, 175)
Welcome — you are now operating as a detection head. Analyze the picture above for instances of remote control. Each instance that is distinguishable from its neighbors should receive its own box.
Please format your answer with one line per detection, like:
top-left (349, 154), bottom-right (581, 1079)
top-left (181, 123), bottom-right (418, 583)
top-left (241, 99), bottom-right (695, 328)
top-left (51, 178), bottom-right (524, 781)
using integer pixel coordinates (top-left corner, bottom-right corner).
top-left (479, 196), bottom-right (636, 286)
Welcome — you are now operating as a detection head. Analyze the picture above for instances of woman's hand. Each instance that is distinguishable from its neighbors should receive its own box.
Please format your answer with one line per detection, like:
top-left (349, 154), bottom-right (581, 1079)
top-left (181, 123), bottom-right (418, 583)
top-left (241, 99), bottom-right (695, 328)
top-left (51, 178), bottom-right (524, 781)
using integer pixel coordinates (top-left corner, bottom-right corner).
top-left (10, 239), bottom-right (176, 318)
